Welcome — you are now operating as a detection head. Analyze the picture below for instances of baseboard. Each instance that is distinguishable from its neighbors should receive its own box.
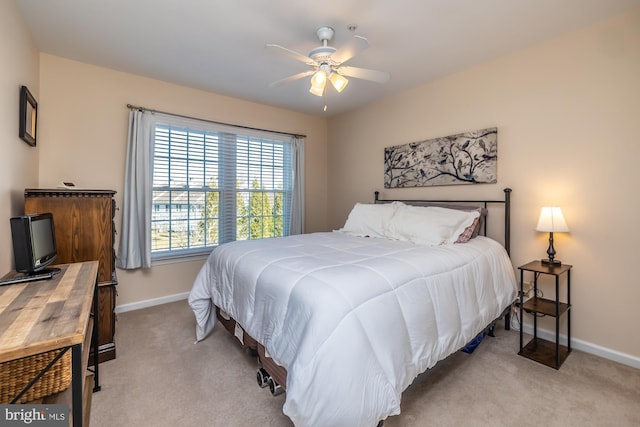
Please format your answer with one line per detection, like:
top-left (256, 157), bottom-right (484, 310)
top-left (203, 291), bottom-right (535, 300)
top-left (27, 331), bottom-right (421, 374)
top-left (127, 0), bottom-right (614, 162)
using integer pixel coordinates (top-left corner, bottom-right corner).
top-left (518, 323), bottom-right (640, 370)
top-left (117, 294), bottom-right (640, 370)
top-left (115, 292), bottom-right (189, 313)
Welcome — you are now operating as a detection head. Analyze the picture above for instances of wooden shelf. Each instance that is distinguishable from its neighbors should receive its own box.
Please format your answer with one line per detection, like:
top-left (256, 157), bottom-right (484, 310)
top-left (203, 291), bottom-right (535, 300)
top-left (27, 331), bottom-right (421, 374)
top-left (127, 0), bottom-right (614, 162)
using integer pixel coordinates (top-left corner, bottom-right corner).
top-left (42, 373), bottom-right (93, 426)
top-left (519, 337), bottom-right (571, 369)
top-left (14, 317), bottom-right (96, 425)
top-left (522, 297), bottom-right (570, 317)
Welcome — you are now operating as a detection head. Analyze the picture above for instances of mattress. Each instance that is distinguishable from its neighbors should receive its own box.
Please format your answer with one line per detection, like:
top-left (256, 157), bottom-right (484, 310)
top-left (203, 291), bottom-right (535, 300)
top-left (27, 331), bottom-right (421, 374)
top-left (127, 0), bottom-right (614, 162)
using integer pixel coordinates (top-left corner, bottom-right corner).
top-left (189, 231), bottom-right (517, 427)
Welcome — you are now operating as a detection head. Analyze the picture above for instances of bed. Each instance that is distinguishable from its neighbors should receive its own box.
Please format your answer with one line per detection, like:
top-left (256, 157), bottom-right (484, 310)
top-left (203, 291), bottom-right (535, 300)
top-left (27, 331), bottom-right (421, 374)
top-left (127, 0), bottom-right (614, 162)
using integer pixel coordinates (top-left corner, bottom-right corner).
top-left (188, 188), bottom-right (517, 427)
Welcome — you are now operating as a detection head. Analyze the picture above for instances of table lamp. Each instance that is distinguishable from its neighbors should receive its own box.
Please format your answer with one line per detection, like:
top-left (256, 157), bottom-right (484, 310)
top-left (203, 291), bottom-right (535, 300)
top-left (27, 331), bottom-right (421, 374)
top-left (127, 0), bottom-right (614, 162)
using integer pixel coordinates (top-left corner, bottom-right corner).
top-left (536, 206), bottom-right (569, 266)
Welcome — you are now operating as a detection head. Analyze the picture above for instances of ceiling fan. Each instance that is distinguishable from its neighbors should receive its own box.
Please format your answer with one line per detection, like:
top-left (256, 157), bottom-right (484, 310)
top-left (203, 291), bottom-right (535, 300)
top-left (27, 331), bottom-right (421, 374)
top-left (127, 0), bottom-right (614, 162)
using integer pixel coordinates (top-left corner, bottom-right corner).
top-left (266, 26), bottom-right (390, 100)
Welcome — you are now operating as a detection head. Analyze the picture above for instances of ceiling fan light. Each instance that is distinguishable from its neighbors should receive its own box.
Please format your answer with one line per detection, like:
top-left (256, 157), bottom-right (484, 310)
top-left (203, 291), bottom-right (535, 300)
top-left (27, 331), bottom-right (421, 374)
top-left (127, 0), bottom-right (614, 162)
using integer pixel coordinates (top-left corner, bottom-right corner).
top-left (310, 70), bottom-right (327, 88)
top-left (329, 73), bottom-right (348, 93)
top-left (309, 70), bottom-right (327, 97)
top-left (309, 84), bottom-right (324, 97)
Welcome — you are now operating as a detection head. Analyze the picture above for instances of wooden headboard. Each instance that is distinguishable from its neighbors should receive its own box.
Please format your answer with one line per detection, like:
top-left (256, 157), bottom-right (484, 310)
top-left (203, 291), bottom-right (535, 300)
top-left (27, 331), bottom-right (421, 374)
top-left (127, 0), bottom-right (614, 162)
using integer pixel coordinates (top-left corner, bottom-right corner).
top-left (373, 188), bottom-right (512, 255)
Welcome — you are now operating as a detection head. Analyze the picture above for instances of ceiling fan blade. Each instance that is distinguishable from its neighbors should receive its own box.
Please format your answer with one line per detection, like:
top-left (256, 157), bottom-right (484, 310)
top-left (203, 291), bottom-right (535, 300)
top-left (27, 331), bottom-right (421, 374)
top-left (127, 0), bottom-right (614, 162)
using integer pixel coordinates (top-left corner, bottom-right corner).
top-left (337, 66), bottom-right (390, 83)
top-left (330, 35), bottom-right (370, 65)
top-left (265, 44), bottom-right (316, 66)
top-left (269, 70), bottom-right (315, 87)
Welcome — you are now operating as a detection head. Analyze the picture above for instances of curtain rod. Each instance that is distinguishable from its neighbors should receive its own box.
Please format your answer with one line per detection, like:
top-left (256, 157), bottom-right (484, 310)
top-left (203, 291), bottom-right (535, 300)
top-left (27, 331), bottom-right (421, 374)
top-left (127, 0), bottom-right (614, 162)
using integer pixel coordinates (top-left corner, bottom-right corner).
top-left (126, 104), bottom-right (306, 139)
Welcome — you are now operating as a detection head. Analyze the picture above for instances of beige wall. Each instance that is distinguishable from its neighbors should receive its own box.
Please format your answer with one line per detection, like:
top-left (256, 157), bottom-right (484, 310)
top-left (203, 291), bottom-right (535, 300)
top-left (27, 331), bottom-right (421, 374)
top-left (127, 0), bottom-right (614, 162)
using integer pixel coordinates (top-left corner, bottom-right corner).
top-left (38, 55), bottom-right (328, 308)
top-left (328, 10), bottom-right (640, 360)
top-left (8, 3), bottom-right (638, 363)
top-left (0, 0), bottom-right (40, 273)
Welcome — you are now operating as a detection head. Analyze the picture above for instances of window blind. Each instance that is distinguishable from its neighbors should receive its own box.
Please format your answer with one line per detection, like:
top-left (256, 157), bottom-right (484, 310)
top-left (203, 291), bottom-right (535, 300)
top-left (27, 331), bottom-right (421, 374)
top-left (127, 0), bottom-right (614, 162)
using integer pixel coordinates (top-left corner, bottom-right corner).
top-left (151, 113), bottom-right (294, 259)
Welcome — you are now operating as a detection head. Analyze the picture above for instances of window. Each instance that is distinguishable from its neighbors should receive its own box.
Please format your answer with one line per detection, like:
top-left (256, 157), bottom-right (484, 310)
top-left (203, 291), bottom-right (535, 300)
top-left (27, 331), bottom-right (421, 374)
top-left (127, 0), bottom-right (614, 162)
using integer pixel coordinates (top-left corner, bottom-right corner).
top-left (151, 117), bottom-right (294, 259)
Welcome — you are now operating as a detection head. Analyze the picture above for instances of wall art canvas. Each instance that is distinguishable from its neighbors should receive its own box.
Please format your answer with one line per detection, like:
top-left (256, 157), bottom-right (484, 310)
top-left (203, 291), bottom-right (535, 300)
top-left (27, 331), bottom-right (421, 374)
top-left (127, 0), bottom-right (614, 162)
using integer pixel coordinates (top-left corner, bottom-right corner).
top-left (384, 127), bottom-right (497, 188)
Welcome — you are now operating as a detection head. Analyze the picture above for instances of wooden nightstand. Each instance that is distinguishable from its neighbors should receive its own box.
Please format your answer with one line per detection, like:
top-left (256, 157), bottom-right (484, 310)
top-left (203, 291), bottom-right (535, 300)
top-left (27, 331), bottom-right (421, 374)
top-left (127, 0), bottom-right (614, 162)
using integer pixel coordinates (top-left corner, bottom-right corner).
top-left (518, 260), bottom-right (572, 369)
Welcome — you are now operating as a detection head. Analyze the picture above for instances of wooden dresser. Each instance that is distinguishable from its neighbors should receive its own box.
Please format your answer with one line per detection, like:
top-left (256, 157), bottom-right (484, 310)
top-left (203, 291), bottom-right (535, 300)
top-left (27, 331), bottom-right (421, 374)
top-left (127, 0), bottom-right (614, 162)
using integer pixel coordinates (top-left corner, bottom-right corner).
top-left (24, 188), bottom-right (117, 363)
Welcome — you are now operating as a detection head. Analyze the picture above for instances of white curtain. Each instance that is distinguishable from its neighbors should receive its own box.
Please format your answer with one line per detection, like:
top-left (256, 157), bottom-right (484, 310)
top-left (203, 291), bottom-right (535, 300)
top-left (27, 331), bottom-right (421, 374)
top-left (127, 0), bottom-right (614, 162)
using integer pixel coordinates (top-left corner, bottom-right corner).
top-left (116, 110), bottom-right (154, 269)
top-left (117, 109), bottom-right (303, 267)
top-left (289, 136), bottom-right (305, 235)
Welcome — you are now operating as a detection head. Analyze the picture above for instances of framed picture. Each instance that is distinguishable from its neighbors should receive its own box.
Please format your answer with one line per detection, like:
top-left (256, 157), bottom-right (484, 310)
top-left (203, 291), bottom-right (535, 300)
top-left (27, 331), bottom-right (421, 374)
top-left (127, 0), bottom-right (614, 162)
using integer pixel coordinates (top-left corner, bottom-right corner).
top-left (384, 127), bottom-right (498, 188)
top-left (19, 85), bottom-right (37, 146)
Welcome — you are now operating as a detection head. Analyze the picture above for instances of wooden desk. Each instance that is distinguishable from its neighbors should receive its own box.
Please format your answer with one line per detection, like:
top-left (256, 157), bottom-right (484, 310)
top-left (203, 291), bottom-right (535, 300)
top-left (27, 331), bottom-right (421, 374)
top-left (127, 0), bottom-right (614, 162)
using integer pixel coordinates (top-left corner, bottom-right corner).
top-left (0, 262), bottom-right (100, 426)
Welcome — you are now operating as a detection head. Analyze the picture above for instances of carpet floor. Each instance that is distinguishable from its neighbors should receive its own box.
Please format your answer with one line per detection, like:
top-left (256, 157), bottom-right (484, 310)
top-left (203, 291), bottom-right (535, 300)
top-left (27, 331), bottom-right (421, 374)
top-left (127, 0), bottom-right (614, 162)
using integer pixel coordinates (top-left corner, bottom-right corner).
top-left (90, 300), bottom-right (640, 426)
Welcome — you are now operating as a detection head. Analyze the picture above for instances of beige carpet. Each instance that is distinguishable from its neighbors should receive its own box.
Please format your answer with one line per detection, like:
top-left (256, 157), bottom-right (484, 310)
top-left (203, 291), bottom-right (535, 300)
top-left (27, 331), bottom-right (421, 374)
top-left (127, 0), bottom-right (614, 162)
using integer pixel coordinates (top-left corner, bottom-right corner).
top-left (90, 301), bottom-right (640, 426)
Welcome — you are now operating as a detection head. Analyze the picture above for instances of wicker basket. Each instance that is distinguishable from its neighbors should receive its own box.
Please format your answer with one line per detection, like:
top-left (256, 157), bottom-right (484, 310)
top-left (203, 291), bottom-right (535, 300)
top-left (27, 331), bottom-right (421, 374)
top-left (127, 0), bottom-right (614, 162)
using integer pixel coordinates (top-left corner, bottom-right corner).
top-left (0, 349), bottom-right (72, 403)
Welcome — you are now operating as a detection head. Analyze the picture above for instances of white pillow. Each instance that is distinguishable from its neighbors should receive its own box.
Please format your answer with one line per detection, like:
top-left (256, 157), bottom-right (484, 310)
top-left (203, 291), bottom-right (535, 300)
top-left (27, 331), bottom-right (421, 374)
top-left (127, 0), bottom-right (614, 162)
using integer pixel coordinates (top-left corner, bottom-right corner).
top-left (386, 205), bottom-right (480, 245)
top-left (339, 202), bottom-right (402, 238)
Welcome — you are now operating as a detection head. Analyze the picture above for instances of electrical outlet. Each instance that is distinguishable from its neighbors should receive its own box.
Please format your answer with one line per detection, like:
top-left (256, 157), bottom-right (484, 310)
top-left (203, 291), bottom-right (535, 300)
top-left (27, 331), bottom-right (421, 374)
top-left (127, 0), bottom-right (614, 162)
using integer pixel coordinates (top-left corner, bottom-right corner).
top-left (517, 281), bottom-right (534, 304)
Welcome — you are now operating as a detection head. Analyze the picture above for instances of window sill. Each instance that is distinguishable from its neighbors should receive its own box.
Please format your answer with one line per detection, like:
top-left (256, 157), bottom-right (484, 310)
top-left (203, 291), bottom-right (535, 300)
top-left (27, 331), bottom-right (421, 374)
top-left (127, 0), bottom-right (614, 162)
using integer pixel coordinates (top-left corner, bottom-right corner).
top-left (151, 250), bottom-right (212, 266)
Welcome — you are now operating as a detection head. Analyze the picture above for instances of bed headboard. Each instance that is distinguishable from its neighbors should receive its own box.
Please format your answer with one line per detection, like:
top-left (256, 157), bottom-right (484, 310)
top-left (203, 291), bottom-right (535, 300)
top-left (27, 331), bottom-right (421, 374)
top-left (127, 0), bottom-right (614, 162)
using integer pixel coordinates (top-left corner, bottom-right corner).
top-left (373, 188), bottom-right (512, 255)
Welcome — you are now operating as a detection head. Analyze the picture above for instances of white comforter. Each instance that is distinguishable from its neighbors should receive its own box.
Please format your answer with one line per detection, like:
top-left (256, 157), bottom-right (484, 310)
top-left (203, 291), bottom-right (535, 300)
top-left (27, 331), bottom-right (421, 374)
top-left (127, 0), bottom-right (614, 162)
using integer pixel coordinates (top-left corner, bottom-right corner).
top-left (188, 232), bottom-right (517, 427)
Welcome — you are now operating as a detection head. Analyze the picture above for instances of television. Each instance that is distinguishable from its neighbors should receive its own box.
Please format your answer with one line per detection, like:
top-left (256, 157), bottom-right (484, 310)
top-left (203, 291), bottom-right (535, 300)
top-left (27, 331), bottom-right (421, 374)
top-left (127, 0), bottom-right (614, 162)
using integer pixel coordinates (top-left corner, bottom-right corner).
top-left (10, 213), bottom-right (58, 275)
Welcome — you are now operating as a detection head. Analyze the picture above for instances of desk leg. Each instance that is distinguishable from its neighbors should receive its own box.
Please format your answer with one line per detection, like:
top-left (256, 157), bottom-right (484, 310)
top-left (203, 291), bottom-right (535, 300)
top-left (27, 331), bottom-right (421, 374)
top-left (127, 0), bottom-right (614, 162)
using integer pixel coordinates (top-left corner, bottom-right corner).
top-left (519, 269), bottom-right (524, 351)
top-left (555, 275), bottom-right (560, 368)
top-left (92, 279), bottom-right (101, 392)
top-left (71, 343), bottom-right (83, 427)
top-left (567, 270), bottom-right (571, 352)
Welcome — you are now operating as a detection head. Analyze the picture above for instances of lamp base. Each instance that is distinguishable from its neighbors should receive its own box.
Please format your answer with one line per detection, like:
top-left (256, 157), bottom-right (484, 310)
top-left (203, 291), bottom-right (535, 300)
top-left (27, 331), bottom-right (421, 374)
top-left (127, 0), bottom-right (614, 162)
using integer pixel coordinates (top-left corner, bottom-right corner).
top-left (541, 258), bottom-right (562, 266)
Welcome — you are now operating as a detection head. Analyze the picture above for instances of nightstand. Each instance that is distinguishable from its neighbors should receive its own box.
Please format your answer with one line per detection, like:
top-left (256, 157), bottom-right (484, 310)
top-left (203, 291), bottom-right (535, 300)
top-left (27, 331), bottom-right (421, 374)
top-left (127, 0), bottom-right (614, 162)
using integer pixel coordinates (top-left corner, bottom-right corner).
top-left (518, 260), bottom-right (572, 369)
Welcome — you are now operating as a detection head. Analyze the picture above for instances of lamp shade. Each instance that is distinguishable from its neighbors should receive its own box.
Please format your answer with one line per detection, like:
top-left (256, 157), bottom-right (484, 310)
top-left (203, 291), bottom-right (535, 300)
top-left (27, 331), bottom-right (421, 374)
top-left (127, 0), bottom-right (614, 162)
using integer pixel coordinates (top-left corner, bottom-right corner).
top-left (309, 70), bottom-right (327, 96)
top-left (329, 72), bottom-right (348, 92)
top-left (535, 207), bottom-right (569, 233)
top-left (309, 83), bottom-right (324, 97)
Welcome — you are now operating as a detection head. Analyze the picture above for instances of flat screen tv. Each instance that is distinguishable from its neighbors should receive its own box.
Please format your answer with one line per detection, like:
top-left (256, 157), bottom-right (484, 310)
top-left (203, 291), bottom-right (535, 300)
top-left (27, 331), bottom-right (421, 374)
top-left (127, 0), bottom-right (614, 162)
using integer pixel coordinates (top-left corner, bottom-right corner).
top-left (10, 213), bottom-right (58, 275)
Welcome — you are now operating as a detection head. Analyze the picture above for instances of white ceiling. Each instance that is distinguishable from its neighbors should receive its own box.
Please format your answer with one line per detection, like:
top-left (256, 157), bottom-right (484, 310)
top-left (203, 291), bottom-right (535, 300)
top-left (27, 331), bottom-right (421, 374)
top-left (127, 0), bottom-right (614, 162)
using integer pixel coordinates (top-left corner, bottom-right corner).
top-left (16, 0), bottom-right (640, 117)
